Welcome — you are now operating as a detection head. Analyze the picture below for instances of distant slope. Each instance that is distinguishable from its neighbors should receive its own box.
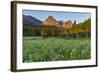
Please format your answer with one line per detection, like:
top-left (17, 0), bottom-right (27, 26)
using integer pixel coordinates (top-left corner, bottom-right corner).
top-left (23, 15), bottom-right (43, 26)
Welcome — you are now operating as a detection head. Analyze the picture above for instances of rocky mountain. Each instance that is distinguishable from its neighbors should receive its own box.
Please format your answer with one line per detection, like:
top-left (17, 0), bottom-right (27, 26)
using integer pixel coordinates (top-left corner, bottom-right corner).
top-left (43, 16), bottom-right (62, 27)
top-left (62, 20), bottom-right (73, 29)
top-left (23, 15), bottom-right (43, 26)
top-left (43, 16), bottom-right (74, 28)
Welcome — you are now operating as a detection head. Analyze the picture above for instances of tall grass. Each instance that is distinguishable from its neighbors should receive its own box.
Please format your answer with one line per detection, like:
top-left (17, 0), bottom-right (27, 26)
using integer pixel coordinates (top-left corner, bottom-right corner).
top-left (23, 37), bottom-right (91, 62)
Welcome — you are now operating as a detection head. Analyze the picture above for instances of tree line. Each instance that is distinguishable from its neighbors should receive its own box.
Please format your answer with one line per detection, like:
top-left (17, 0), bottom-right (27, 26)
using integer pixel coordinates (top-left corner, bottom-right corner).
top-left (23, 18), bottom-right (91, 38)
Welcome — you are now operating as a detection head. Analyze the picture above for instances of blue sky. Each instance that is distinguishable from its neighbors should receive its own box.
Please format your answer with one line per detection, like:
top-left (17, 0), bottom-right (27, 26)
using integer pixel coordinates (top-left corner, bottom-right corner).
top-left (23, 10), bottom-right (91, 24)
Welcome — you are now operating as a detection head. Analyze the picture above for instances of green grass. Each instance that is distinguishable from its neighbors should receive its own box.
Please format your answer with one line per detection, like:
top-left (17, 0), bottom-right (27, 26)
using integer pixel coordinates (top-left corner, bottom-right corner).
top-left (23, 37), bottom-right (91, 62)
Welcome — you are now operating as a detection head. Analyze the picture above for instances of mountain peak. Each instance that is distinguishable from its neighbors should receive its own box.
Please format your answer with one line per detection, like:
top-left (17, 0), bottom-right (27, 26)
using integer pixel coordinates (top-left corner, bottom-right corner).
top-left (43, 16), bottom-right (58, 26)
top-left (48, 16), bottom-right (54, 19)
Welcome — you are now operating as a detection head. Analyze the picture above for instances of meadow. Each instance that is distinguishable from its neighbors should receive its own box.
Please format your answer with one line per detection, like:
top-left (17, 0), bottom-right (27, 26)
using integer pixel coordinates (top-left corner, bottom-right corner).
top-left (23, 37), bottom-right (91, 62)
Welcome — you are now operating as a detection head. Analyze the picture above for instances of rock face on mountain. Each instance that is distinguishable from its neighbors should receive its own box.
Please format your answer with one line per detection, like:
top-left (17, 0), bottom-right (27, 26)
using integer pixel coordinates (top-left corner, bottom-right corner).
top-left (43, 16), bottom-right (75, 29)
top-left (43, 16), bottom-right (61, 27)
top-left (62, 20), bottom-right (73, 29)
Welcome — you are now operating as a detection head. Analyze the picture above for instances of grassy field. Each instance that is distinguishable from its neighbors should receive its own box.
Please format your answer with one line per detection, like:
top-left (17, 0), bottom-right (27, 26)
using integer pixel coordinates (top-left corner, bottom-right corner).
top-left (23, 37), bottom-right (91, 62)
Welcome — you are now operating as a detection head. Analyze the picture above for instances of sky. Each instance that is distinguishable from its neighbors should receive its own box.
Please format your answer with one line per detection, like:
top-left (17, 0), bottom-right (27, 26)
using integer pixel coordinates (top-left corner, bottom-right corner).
top-left (23, 10), bottom-right (91, 24)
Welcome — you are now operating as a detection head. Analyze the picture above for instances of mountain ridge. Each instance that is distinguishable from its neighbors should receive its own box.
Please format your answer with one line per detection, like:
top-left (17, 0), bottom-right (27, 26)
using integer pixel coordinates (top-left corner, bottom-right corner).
top-left (23, 15), bottom-right (75, 29)
top-left (23, 15), bottom-right (43, 26)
